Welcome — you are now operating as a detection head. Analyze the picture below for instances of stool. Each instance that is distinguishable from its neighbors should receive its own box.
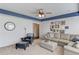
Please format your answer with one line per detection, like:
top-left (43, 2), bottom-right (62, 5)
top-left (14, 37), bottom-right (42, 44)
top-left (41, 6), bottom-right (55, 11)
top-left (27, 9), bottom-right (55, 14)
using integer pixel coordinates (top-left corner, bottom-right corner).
top-left (16, 42), bottom-right (29, 50)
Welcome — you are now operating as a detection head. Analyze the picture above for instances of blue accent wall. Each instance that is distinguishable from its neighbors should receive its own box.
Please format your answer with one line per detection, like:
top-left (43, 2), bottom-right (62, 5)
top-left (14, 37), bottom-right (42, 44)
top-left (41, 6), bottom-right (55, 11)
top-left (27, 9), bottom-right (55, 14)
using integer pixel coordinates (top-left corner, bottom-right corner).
top-left (0, 9), bottom-right (79, 21)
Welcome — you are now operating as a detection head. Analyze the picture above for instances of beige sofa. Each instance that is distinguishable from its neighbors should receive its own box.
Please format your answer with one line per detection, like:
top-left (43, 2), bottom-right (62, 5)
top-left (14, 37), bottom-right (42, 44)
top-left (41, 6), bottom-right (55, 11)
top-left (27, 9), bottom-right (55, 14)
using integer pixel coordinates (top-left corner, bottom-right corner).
top-left (40, 32), bottom-right (70, 52)
top-left (64, 45), bottom-right (79, 55)
top-left (40, 40), bottom-right (57, 52)
top-left (64, 35), bottom-right (79, 55)
top-left (40, 32), bottom-right (58, 52)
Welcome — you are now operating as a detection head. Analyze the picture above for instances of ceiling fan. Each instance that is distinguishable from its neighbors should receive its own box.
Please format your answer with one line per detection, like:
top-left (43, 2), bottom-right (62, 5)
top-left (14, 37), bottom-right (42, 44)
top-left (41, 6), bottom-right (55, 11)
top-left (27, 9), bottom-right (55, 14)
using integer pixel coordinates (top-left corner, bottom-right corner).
top-left (31, 9), bottom-right (52, 18)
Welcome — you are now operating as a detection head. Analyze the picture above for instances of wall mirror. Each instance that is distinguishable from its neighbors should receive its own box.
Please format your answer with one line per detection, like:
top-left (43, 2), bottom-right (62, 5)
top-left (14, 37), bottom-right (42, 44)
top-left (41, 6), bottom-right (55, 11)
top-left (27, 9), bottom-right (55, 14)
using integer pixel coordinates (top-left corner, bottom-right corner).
top-left (4, 22), bottom-right (16, 31)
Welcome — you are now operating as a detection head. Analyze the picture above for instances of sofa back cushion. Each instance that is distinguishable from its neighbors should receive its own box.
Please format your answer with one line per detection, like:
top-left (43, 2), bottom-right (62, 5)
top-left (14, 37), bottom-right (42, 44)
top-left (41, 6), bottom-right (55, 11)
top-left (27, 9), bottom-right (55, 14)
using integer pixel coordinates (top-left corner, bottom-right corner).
top-left (44, 32), bottom-right (54, 39)
top-left (54, 33), bottom-right (61, 39)
top-left (60, 34), bottom-right (70, 40)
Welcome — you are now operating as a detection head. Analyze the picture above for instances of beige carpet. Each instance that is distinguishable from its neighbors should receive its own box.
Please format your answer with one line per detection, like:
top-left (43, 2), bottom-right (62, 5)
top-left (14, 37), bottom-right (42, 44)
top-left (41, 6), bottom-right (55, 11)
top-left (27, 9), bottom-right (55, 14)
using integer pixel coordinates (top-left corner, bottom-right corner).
top-left (0, 39), bottom-right (64, 55)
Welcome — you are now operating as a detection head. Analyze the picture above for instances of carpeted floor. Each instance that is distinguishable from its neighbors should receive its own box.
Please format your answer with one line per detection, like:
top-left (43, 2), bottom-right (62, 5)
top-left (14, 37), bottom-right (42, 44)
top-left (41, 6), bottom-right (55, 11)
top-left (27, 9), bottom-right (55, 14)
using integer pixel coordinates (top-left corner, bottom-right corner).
top-left (0, 39), bottom-right (64, 55)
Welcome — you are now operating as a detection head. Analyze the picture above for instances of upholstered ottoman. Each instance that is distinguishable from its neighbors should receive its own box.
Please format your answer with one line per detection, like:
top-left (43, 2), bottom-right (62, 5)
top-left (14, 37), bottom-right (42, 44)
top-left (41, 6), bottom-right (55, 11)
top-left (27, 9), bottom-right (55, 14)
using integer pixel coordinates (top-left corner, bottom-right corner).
top-left (16, 42), bottom-right (29, 50)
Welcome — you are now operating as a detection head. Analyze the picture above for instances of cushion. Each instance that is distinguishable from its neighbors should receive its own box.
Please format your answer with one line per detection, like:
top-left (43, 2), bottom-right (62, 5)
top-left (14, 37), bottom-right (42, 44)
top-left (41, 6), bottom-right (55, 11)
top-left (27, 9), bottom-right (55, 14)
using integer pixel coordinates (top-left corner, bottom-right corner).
top-left (49, 32), bottom-right (54, 38)
top-left (54, 33), bottom-right (60, 39)
top-left (74, 41), bottom-right (79, 49)
top-left (72, 38), bottom-right (79, 42)
top-left (68, 42), bottom-right (75, 46)
top-left (44, 32), bottom-right (54, 41)
top-left (75, 44), bottom-right (79, 49)
top-left (76, 36), bottom-right (79, 39)
top-left (44, 32), bottom-right (50, 39)
top-left (70, 35), bottom-right (79, 41)
top-left (60, 34), bottom-right (70, 40)
top-left (70, 35), bottom-right (76, 41)
top-left (76, 41), bottom-right (79, 44)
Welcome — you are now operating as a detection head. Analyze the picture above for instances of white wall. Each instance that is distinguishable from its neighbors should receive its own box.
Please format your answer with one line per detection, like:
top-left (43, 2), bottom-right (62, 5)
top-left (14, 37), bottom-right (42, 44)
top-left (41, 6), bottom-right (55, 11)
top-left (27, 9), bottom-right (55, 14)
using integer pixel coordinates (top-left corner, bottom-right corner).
top-left (65, 16), bottom-right (79, 34)
top-left (0, 14), bottom-right (40, 47)
top-left (40, 16), bottom-right (79, 36)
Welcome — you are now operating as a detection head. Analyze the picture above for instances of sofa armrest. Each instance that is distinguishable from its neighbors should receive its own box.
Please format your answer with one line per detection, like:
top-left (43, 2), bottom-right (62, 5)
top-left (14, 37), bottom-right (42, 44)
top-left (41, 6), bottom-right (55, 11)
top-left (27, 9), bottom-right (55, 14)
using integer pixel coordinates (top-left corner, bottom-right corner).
top-left (64, 45), bottom-right (79, 54)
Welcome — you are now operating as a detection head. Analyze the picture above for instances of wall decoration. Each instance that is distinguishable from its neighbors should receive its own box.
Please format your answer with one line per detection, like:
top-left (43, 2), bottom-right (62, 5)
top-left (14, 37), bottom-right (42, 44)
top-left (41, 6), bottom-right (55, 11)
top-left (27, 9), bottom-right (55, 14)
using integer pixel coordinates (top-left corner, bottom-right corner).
top-left (60, 30), bottom-right (64, 33)
top-left (50, 28), bottom-right (52, 31)
top-left (53, 29), bottom-right (55, 32)
top-left (52, 26), bottom-right (54, 28)
top-left (61, 20), bottom-right (65, 25)
top-left (55, 25), bottom-right (59, 28)
top-left (4, 22), bottom-right (16, 31)
top-left (65, 26), bottom-right (69, 29)
top-left (50, 20), bottom-right (65, 33)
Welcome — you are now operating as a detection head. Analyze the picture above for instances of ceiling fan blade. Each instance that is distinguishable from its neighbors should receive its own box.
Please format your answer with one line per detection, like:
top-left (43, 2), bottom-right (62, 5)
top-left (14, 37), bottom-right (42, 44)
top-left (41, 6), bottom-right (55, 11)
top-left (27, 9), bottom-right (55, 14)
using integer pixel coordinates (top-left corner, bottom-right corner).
top-left (46, 12), bottom-right (52, 14)
top-left (30, 11), bottom-right (37, 14)
top-left (31, 9), bottom-right (40, 14)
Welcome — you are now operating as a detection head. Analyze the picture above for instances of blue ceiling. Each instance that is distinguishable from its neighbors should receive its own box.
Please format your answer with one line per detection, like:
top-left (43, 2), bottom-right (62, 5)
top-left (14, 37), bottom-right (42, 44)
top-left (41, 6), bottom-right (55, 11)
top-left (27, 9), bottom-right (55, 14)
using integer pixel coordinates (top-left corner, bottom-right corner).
top-left (0, 8), bottom-right (79, 22)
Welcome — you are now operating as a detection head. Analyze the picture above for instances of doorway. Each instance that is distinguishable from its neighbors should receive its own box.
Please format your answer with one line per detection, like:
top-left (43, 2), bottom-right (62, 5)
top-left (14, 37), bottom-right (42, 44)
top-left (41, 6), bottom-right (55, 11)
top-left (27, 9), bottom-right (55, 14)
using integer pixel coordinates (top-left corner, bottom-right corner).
top-left (33, 23), bottom-right (39, 39)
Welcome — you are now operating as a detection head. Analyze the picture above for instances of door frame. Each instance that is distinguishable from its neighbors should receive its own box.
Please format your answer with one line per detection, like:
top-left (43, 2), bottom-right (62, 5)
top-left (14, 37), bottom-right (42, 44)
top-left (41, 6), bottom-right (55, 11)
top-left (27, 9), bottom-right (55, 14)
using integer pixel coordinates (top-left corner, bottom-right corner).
top-left (33, 23), bottom-right (40, 39)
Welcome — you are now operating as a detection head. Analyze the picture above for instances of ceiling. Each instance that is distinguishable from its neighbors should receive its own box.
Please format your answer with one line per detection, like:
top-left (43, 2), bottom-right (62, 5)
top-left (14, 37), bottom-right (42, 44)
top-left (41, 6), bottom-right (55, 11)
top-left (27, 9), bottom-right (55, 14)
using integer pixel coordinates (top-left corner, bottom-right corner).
top-left (0, 3), bottom-right (78, 19)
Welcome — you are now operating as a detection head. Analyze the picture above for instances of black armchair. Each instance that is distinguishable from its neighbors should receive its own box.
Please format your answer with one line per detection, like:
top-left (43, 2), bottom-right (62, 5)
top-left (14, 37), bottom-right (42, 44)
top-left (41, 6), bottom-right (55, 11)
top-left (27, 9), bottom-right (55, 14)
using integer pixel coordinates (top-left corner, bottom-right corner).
top-left (21, 33), bottom-right (34, 44)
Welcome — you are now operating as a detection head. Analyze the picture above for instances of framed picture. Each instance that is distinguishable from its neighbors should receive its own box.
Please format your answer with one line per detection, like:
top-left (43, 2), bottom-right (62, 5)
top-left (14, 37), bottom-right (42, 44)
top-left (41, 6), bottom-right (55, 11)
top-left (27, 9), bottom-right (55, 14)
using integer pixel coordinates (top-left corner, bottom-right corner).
top-left (53, 29), bottom-right (55, 32)
top-left (61, 21), bottom-right (65, 25)
top-left (65, 26), bottom-right (69, 29)
top-left (57, 30), bottom-right (59, 32)
top-left (50, 28), bottom-right (52, 31)
top-left (60, 30), bottom-right (64, 33)
top-left (55, 25), bottom-right (59, 28)
top-left (52, 25), bottom-right (54, 28)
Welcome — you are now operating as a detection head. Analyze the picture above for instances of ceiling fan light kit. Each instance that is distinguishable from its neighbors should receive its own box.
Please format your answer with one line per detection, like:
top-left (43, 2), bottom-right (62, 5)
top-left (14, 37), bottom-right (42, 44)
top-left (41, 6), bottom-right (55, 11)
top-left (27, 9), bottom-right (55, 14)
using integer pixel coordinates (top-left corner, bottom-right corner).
top-left (38, 13), bottom-right (45, 18)
top-left (31, 9), bottom-right (52, 18)
top-left (38, 9), bottom-right (45, 18)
